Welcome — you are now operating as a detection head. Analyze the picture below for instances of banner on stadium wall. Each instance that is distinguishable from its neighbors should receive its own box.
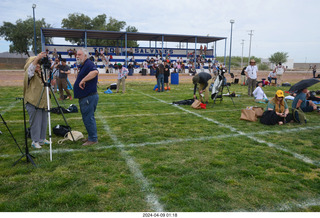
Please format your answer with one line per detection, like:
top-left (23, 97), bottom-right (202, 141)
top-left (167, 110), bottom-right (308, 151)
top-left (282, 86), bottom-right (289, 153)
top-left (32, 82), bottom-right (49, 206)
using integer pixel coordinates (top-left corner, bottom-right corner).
top-left (45, 45), bottom-right (213, 56)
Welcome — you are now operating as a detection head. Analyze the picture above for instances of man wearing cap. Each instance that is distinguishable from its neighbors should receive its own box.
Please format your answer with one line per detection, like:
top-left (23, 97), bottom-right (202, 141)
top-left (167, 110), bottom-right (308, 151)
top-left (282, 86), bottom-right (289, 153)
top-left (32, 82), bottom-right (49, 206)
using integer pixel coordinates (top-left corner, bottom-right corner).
top-left (74, 48), bottom-right (99, 146)
top-left (292, 88), bottom-right (318, 112)
top-left (245, 59), bottom-right (258, 97)
top-left (192, 72), bottom-right (212, 104)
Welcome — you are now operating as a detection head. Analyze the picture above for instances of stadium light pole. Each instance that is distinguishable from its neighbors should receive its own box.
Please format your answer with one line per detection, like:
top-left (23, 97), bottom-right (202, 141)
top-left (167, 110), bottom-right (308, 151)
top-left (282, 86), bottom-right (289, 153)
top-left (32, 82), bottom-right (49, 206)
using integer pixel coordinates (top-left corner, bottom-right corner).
top-left (228, 19), bottom-right (235, 74)
top-left (32, 4), bottom-right (37, 55)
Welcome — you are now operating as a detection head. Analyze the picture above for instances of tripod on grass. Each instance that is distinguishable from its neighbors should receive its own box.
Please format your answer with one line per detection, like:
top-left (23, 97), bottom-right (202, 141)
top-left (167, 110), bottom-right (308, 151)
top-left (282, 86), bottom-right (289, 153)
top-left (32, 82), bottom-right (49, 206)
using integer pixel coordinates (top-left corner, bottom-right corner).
top-left (35, 59), bottom-right (75, 161)
top-left (0, 109), bottom-right (36, 167)
top-left (211, 68), bottom-right (236, 108)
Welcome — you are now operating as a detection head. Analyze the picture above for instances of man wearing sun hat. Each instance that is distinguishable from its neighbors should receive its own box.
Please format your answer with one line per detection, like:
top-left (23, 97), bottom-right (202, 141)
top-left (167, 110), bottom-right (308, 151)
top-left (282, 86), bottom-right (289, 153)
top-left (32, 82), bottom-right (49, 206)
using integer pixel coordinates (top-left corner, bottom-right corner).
top-left (245, 59), bottom-right (258, 97)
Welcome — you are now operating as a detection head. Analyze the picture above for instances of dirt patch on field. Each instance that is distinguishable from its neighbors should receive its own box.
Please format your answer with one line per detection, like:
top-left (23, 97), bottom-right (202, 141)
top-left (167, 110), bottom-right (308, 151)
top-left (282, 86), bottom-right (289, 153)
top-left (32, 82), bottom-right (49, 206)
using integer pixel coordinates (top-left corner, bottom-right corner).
top-left (0, 69), bottom-right (313, 87)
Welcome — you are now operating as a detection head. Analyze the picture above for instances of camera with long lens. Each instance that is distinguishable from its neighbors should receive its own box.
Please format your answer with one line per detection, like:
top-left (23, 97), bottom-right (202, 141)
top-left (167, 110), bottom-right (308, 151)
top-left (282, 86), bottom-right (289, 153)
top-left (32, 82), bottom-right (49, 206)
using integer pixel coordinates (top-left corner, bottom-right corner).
top-left (39, 56), bottom-right (51, 69)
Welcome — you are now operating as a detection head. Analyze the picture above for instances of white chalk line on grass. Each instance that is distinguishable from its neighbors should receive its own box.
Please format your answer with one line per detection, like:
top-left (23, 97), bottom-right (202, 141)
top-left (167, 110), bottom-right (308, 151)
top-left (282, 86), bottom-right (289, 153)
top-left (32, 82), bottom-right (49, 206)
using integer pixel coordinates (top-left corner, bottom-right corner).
top-left (2, 125), bottom-right (320, 159)
top-left (140, 92), bottom-right (320, 167)
top-left (96, 112), bottom-right (164, 212)
top-left (0, 100), bottom-right (19, 115)
top-left (6, 109), bottom-right (242, 124)
top-left (234, 197), bottom-right (320, 212)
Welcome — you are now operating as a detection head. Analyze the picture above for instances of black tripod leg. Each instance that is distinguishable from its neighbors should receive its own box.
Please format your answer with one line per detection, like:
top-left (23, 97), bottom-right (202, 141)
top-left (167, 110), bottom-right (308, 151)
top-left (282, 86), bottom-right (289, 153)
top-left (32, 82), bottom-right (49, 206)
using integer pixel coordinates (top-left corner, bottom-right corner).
top-left (225, 85), bottom-right (236, 107)
top-left (49, 86), bottom-right (75, 142)
top-left (26, 154), bottom-right (37, 167)
top-left (12, 154), bottom-right (26, 166)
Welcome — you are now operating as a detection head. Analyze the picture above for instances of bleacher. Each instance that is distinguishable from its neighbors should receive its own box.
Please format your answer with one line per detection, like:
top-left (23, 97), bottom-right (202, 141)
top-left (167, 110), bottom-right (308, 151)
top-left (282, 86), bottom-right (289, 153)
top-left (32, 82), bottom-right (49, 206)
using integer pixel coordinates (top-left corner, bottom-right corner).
top-left (45, 45), bottom-right (215, 74)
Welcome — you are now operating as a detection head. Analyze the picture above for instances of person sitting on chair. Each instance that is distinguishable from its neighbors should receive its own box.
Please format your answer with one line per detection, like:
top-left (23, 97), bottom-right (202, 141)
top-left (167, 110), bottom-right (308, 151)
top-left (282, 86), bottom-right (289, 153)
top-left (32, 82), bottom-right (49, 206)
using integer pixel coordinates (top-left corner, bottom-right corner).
top-left (253, 81), bottom-right (268, 103)
top-left (192, 72), bottom-right (212, 104)
top-left (266, 90), bottom-right (291, 125)
top-left (268, 70), bottom-right (277, 86)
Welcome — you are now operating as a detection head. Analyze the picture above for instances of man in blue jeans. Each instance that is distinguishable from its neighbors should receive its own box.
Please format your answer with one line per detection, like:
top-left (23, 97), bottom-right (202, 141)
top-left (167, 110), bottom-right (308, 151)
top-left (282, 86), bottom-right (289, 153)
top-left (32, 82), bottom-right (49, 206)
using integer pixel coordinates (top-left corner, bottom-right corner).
top-left (74, 48), bottom-right (99, 146)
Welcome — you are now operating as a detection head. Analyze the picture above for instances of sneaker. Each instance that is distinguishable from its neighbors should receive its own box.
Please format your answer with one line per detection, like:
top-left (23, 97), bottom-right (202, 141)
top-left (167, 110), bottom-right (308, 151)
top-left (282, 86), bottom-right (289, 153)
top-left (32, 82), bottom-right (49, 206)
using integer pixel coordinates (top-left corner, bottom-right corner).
top-left (31, 141), bottom-right (42, 149)
top-left (39, 139), bottom-right (50, 145)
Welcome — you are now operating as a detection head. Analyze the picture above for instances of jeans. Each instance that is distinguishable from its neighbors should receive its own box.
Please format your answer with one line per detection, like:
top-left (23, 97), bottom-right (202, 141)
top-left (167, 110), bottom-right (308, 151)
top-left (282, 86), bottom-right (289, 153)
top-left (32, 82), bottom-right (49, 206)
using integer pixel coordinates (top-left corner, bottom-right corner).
top-left (268, 77), bottom-right (277, 85)
top-left (79, 93), bottom-right (99, 142)
top-left (157, 74), bottom-right (164, 92)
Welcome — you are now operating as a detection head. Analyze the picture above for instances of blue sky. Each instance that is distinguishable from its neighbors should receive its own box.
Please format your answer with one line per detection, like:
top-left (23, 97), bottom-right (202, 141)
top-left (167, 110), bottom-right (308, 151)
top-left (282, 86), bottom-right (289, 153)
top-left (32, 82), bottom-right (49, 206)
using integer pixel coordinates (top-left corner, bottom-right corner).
top-left (0, 0), bottom-right (319, 63)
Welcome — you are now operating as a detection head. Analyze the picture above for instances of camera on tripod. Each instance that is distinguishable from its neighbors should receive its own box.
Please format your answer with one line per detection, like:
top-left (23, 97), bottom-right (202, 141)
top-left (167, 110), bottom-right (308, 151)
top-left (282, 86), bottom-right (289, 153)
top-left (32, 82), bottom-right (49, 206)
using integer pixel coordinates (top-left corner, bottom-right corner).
top-left (39, 56), bottom-right (51, 69)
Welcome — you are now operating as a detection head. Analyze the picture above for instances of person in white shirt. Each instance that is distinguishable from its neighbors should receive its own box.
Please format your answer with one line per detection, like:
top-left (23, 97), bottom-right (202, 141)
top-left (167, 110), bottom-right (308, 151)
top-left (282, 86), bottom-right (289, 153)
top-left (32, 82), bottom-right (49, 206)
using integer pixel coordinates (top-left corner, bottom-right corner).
top-left (245, 59), bottom-right (258, 97)
top-left (268, 71), bottom-right (277, 86)
top-left (274, 62), bottom-right (285, 87)
top-left (253, 81), bottom-right (268, 102)
top-left (116, 63), bottom-right (128, 93)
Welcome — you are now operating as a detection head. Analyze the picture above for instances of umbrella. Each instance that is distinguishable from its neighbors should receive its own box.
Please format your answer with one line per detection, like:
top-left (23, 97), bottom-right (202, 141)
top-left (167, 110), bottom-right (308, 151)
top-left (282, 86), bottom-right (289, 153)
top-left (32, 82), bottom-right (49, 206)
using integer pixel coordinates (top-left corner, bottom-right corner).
top-left (289, 78), bottom-right (320, 92)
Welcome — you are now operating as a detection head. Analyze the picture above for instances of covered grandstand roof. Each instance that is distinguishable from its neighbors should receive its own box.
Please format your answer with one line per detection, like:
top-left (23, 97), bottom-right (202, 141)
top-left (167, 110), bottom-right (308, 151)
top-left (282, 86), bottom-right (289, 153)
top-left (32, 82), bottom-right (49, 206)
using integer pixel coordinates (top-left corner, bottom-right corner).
top-left (41, 28), bottom-right (226, 43)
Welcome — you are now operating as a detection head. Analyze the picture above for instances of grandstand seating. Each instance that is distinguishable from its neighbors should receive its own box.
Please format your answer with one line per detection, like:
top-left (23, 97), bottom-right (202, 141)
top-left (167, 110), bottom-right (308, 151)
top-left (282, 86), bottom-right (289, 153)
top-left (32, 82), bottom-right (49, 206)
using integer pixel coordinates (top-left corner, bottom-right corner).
top-left (45, 45), bottom-right (215, 74)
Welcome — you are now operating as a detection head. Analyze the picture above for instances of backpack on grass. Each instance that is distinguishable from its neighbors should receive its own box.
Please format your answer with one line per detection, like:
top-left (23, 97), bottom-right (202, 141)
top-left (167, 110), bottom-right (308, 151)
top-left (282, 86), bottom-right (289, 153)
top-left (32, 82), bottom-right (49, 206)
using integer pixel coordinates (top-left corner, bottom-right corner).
top-left (292, 108), bottom-right (307, 124)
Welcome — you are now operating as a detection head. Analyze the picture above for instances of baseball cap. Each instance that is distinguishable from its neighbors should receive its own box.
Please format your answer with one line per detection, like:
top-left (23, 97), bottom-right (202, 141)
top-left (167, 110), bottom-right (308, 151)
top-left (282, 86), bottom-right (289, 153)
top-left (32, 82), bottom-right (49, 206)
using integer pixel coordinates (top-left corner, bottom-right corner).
top-left (276, 90), bottom-right (284, 98)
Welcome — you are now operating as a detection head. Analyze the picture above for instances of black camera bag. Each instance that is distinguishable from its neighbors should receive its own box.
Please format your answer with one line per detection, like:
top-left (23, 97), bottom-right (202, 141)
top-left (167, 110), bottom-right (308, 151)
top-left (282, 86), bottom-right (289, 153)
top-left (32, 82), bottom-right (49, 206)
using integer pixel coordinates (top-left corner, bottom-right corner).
top-left (53, 125), bottom-right (70, 137)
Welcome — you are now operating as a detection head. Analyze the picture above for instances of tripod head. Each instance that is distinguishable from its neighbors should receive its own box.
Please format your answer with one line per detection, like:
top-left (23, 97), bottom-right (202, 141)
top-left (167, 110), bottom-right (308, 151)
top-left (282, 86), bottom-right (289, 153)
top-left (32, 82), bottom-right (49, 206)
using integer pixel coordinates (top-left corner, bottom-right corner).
top-left (218, 66), bottom-right (227, 77)
top-left (39, 56), bottom-right (53, 87)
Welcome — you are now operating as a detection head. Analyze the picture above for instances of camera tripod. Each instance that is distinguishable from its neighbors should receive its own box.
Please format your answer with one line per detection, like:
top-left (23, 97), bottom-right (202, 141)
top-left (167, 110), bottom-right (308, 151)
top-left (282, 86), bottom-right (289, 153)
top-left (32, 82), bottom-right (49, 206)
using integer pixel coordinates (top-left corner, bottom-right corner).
top-left (11, 98), bottom-right (37, 167)
top-left (26, 64), bottom-right (75, 162)
top-left (211, 71), bottom-right (236, 108)
top-left (38, 66), bottom-right (75, 161)
top-left (0, 109), bottom-right (36, 167)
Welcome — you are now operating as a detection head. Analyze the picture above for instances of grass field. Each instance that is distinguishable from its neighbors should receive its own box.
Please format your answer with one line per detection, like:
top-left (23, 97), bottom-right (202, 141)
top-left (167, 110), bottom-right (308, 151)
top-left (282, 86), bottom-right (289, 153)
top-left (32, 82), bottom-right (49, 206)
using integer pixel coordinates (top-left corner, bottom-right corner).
top-left (0, 79), bottom-right (320, 212)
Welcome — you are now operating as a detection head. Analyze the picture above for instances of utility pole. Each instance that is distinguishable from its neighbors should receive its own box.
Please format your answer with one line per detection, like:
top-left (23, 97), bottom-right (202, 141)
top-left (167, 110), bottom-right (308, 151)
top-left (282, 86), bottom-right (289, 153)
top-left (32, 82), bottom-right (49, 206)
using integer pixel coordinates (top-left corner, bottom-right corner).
top-left (228, 19), bottom-right (235, 75)
top-left (241, 39), bottom-right (244, 68)
top-left (248, 30), bottom-right (254, 64)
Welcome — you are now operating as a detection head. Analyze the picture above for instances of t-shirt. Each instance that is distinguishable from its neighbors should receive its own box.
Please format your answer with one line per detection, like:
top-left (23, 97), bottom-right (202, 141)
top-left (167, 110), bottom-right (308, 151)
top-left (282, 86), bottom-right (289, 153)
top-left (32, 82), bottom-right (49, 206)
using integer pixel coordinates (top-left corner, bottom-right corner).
top-left (275, 65), bottom-right (285, 75)
top-left (74, 59), bottom-right (98, 99)
top-left (267, 100), bottom-right (288, 113)
top-left (253, 86), bottom-right (267, 99)
top-left (292, 92), bottom-right (307, 109)
top-left (268, 71), bottom-right (277, 78)
top-left (245, 65), bottom-right (258, 79)
top-left (58, 65), bottom-right (70, 79)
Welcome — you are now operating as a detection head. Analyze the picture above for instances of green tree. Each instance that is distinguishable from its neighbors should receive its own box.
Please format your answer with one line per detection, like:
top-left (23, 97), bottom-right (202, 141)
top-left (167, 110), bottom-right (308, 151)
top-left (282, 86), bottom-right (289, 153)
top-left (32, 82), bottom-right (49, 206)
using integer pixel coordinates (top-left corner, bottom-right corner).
top-left (61, 13), bottom-right (138, 47)
top-left (269, 52), bottom-right (289, 65)
top-left (0, 17), bottom-right (52, 56)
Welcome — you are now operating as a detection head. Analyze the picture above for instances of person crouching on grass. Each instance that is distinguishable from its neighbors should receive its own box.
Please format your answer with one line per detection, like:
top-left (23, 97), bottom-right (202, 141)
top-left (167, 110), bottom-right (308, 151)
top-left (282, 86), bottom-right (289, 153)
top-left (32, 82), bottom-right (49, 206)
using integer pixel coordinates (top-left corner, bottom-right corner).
top-left (266, 90), bottom-right (291, 125)
top-left (23, 52), bottom-right (50, 149)
top-left (192, 72), bottom-right (212, 104)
